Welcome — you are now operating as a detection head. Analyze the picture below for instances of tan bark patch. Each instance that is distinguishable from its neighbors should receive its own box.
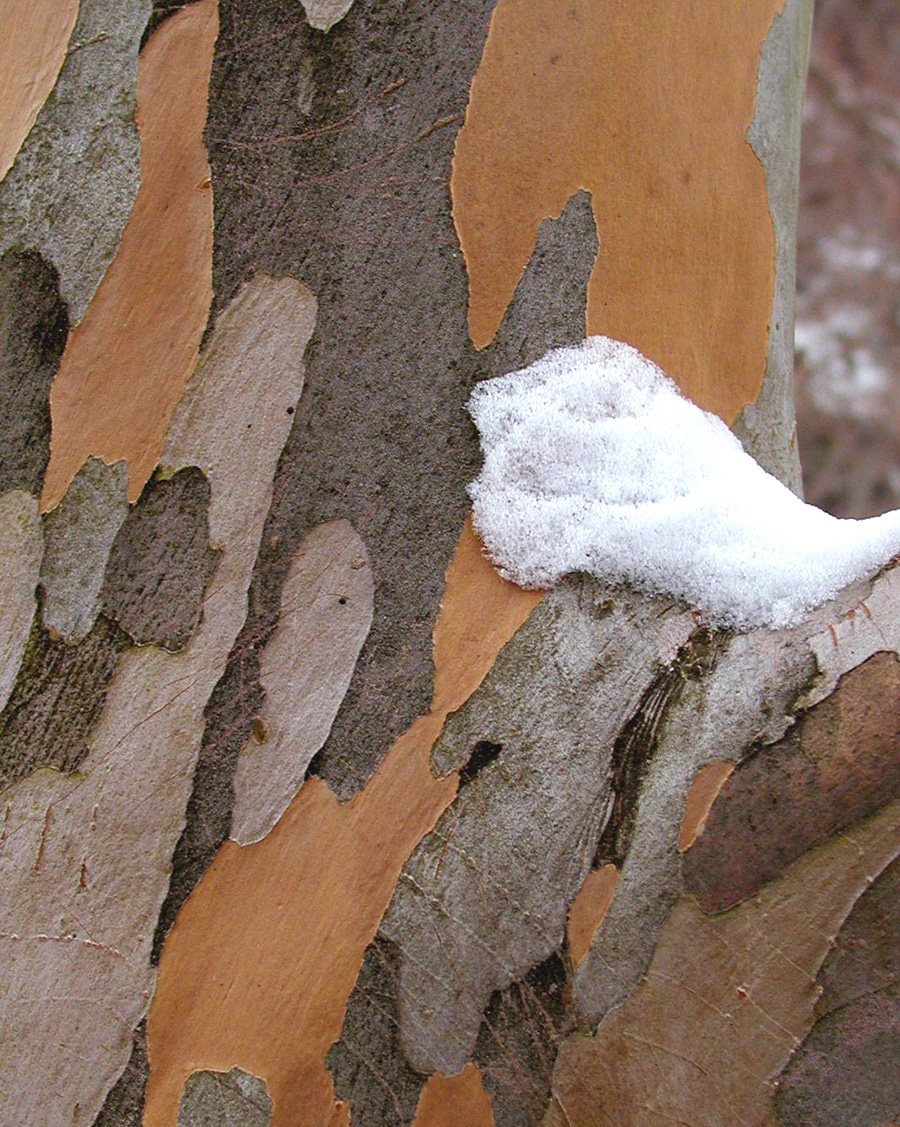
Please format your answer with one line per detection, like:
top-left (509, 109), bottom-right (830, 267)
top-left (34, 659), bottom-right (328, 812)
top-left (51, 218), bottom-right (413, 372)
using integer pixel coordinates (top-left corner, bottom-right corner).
top-left (452, 0), bottom-right (782, 421)
top-left (0, 0), bottom-right (79, 183)
top-left (545, 798), bottom-right (900, 1127)
top-left (40, 0), bottom-right (217, 511)
top-left (411, 1064), bottom-right (495, 1127)
top-left (677, 759), bottom-right (735, 852)
top-left (144, 520), bottom-right (541, 1127)
top-left (567, 864), bottom-right (618, 968)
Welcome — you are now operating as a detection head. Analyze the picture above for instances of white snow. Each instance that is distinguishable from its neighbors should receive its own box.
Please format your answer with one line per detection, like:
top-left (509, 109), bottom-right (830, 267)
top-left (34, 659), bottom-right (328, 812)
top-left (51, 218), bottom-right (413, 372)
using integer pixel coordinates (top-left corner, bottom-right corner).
top-left (467, 337), bottom-right (900, 629)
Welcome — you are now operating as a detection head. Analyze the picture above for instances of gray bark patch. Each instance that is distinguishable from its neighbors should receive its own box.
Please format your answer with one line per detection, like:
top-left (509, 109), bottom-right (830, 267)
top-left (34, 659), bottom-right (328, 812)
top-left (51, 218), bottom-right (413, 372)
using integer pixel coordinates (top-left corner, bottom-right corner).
top-left (177, 1068), bottom-right (272, 1126)
top-left (0, 249), bottom-right (68, 496)
top-left (40, 457), bottom-right (128, 643)
top-left (101, 467), bottom-right (220, 652)
top-left (0, 0), bottom-right (151, 325)
top-left (331, 577), bottom-right (692, 1100)
top-left (486, 189), bottom-right (597, 380)
top-left (0, 609), bottom-right (128, 793)
top-left (327, 937), bottom-right (426, 1127)
top-left (205, 0), bottom-right (596, 800)
top-left (735, 0), bottom-right (812, 492)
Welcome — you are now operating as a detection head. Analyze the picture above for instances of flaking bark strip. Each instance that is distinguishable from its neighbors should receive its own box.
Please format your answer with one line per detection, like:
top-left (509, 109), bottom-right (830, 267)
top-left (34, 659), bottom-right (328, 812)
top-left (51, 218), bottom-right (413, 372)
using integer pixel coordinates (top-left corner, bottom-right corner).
top-left (574, 618), bottom-right (818, 1027)
top-left (151, 640), bottom-right (264, 963)
top-left (149, 273), bottom-right (317, 969)
top-left (0, 249), bottom-right (68, 496)
top-left (0, 0), bottom-right (150, 324)
top-left (545, 798), bottom-right (900, 1127)
top-left (0, 606), bottom-right (128, 793)
top-left (101, 466), bottom-right (220, 652)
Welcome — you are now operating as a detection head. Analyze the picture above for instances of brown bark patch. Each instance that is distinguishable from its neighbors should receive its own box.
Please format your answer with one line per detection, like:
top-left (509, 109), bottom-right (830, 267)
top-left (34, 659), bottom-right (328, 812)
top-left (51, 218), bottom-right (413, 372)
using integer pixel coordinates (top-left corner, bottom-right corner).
top-left (0, 0), bottom-right (79, 183)
top-left (473, 952), bottom-right (574, 1127)
top-left (40, 0), bottom-right (217, 510)
top-left (143, 519), bottom-right (540, 1127)
top-left (0, 611), bottom-right (128, 792)
top-left (684, 651), bottom-right (900, 913)
top-left (567, 864), bottom-right (618, 967)
top-left (452, 0), bottom-right (782, 421)
top-left (545, 798), bottom-right (900, 1127)
top-left (775, 853), bottom-right (900, 1127)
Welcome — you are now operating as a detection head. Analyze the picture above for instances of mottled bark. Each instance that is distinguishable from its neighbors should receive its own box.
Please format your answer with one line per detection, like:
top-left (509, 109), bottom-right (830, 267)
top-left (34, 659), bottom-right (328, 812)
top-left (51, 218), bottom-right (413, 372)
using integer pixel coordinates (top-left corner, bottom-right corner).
top-left (9, 6), bottom-right (899, 1127)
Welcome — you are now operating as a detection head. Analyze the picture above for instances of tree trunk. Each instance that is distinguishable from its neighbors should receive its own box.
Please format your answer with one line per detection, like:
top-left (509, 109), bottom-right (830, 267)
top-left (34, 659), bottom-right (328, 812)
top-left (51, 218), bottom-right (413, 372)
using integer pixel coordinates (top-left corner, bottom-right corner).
top-left (6, 3), bottom-right (898, 1127)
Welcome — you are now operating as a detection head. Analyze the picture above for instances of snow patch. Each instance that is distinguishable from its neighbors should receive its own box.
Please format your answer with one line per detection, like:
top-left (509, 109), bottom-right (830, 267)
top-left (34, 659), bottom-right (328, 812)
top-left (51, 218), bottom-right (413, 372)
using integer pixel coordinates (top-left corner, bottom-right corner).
top-left (468, 337), bottom-right (900, 629)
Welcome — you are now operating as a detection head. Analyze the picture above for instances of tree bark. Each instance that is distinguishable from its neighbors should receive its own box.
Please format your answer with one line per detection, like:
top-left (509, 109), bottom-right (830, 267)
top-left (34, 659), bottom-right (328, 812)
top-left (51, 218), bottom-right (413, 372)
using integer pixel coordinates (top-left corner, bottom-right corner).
top-left (6, 3), bottom-right (898, 1127)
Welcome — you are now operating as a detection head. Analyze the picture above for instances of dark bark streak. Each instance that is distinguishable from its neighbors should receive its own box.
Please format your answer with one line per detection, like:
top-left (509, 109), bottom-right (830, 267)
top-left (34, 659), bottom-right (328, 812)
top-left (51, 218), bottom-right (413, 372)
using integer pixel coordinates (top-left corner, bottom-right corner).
top-left (594, 626), bottom-right (722, 868)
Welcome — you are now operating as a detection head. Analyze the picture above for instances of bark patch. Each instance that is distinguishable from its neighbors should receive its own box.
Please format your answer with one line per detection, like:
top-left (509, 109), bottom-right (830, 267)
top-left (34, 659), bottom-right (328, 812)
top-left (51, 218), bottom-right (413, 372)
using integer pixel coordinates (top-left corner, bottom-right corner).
top-left (0, 609), bottom-right (127, 792)
top-left (178, 1068), bottom-right (272, 1126)
top-left (40, 457), bottom-right (128, 644)
top-left (684, 651), bottom-right (900, 913)
top-left (0, 0), bottom-right (79, 184)
top-left (102, 466), bottom-right (220, 652)
top-left (775, 854), bottom-right (900, 1127)
top-left (0, 0), bottom-right (149, 325)
top-left (473, 953), bottom-right (574, 1127)
top-left (94, 1020), bottom-right (148, 1127)
top-left (0, 249), bottom-right (68, 497)
top-left (40, 0), bottom-right (216, 509)
top-left (545, 799), bottom-right (900, 1127)
top-left (452, 0), bottom-right (781, 423)
top-left (327, 937), bottom-right (427, 1127)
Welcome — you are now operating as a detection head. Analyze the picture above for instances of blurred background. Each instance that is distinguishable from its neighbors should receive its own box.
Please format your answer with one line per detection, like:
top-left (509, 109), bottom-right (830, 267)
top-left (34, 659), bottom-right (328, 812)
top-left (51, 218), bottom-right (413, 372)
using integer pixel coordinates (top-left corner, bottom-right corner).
top-left (795, 0), bottom-right (900, 516)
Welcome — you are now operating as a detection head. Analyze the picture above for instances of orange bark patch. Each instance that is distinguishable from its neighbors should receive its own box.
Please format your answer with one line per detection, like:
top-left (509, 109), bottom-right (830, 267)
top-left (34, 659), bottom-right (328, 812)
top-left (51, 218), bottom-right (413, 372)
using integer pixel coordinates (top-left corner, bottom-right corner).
top-left (144, 518), bottom-right (542, 1127)
top-left (452, 0), bottom-right (782, 421)
top-left (567, 864), bottom-right (618, 967)
top-left (677, 760), bottom-right (735, 852)
top-left (0, 0), bottom-right (79, 183)
top-left (40, 0), bottom-right (217, 511)
top-left (411, 1064), bottom-right (495, 1127)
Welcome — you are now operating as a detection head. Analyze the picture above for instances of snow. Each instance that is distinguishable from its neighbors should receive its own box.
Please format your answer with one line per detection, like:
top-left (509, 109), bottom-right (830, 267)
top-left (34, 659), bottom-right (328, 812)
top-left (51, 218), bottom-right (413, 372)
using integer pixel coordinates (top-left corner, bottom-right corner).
top-left (467, 337), bottom-right (900, 629)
